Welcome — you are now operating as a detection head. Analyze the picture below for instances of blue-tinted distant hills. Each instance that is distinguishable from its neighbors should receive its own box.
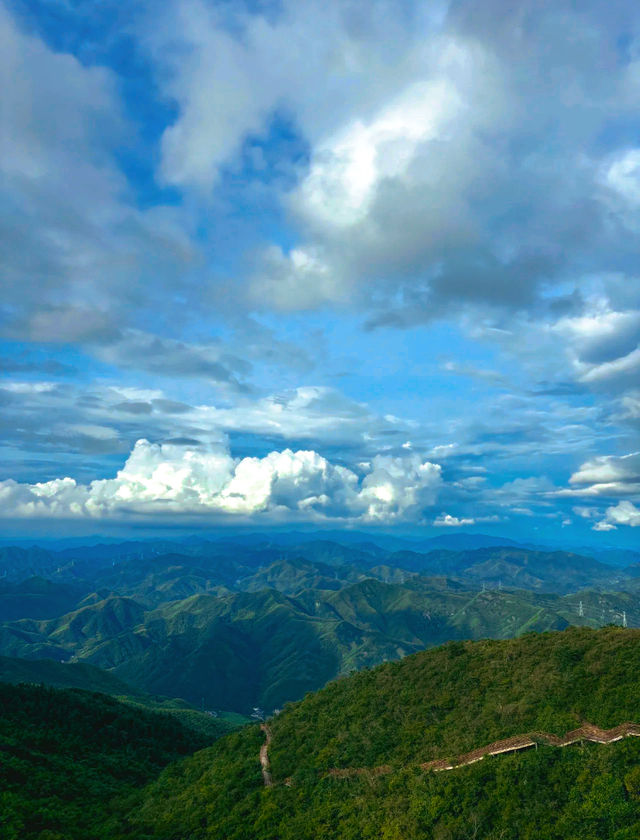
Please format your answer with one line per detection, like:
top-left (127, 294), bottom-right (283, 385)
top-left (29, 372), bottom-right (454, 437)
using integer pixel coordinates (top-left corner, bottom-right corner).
top-left (1, 532), bottom-right (637, 716)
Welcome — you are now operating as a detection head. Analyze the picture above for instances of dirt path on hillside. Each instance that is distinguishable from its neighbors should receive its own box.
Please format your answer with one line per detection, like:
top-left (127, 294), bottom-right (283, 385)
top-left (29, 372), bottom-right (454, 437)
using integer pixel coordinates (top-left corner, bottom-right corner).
top-left (326, 722), bottom-right (640, 780)
top-left (260, 724), bottom-right (273, 787)
top-left (262, 721), bottom-right (640, 787)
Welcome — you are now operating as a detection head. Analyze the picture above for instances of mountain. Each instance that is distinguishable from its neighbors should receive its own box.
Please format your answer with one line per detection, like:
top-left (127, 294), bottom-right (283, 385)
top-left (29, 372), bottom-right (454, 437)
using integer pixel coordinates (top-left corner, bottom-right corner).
top-left (0, 545), bottom-right (60, 581)
top-left (238, 555), bottom-right (415, 594)
top-left (124, 626), bottom-right (640, 840)
top-left (2, 577), bottom-right (623, 714)
top-left (0, 535), bottom-right (634, 720)
top-left (0, 654), bottom-right (140, 695)
top-left (0, 681), bottom-right (222, 840)
top-left (1, 537), bottom-right (628, 600)
top-left (0, 576), bottom-right (89, 620)
top-left (410, 532), bottom-right (524, 551)
top-left (573, 546), bottom-right (640, 568)
top-left (386, 545), bottom-right (622, 591)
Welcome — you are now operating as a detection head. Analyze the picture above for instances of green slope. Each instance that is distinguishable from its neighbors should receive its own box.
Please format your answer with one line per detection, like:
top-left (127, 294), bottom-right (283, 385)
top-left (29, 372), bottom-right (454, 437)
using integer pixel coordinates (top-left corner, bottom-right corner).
top-left (2, 579), bottom-right (630, 714)
top-left (0, 654), bottom-right (245, 742)
top-left (0, 654), bottom-right (139, 695)
top-left (0, 577), bottom-right (89, 620)
top-left (0, 682), bottom-right (220, 840)
top-left (123, 626), bottom-right (640, 840)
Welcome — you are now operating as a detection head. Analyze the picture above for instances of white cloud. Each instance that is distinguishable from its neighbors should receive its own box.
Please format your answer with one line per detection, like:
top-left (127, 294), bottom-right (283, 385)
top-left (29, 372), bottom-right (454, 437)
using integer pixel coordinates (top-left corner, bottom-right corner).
top-left (148, 0), bottom-right (449, 191)
top-left (193, 385), bottom-right (412, 445)
top-left (598, 500), bottom-right (640, 529)
top-left (294, 76), bottom-right (464, 231)
top-left (603, 148), bottom-right (640, 209)
top-left (573, 505), bottom-right (599, 519)
top-left (619, 391), bottom-right (640, 419)
top-left (359, 453), bottom-right (441, 520)
top-left (434, 513), bottom-right (475, 527)
top-left (578, 347), bottom-right (640, 386)
top-left (593, 520), bottom-right (617, 532)
top-left (0, 5), bottom-right (195, 344)
top-left (568, 452), bottom-right (640, 497)
top-left (251, 245), bottom-right (348, 311)
top-left (0, 438), bottom-right (441, 523)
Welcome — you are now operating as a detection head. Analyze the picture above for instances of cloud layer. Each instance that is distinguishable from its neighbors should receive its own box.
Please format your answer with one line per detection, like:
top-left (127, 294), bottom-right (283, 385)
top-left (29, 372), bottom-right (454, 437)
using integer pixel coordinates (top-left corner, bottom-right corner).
top-left (1, 0), bottom-right (639, 540)
top-left (0, 438), bottom-right (441, 523)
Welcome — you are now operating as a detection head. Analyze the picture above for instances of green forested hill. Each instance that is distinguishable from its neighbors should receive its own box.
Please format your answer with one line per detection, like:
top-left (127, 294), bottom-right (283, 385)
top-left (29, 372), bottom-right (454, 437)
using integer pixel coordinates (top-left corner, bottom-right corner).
top-left (122, 627), bottom-right (640, 840)
top-left (0, 654), bottom-right (140, 695)
top-left (0, 581), bottom-right (577, 712)
top-left (1, 579), bottom-right (635, 714)
top-left (0, 655), bottom-right (245, 742)
top-left (4, 628), bottom-right (640, 839)
top-left (0, 682), bottom-right (224, 840)
top-left (0, 577), bottom-right (89, 620)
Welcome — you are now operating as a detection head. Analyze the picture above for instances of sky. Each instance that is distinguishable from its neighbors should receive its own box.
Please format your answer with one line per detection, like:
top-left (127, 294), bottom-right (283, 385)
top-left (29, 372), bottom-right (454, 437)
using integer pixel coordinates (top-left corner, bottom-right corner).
top-left (1, 0), bottom-right (639, 544)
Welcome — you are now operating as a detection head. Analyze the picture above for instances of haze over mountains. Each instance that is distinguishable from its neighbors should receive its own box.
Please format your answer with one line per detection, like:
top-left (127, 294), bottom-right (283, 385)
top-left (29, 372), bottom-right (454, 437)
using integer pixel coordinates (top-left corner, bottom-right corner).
top-left (2, 532), bottom-right (639, 714)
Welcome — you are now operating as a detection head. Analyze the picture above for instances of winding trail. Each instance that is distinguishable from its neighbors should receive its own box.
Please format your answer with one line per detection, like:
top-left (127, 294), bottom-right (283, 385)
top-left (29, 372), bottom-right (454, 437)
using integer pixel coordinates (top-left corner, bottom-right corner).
top-left (327, 722), bottom-right (640, 779)
top-left (260, 723), bottom-right (273, 787)
top-left (261, 721), bottom-right (640, 787)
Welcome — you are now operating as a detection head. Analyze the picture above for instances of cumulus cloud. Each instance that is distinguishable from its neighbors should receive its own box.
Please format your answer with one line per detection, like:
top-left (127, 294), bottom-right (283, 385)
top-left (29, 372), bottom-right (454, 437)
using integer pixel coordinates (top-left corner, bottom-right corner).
top-left (590, 500), bottom-right (640, 531)
top-left (603, 500), bottom-right (640, 527)
top-left (568, 452), bottom-right (640, 497)
top-left (593, 519), bottom-right (618, 532)
top-left (434, 513), bottom-right (475, 527)
top-left (0, 438), bottom-right (442, 523)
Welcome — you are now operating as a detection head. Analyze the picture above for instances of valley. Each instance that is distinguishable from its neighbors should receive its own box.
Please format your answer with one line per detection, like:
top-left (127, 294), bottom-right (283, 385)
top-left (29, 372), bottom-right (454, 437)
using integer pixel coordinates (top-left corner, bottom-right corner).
top-left (1, 533), bottom-right (638, 714)
top-left (3, 531), bottom-right (640, 839)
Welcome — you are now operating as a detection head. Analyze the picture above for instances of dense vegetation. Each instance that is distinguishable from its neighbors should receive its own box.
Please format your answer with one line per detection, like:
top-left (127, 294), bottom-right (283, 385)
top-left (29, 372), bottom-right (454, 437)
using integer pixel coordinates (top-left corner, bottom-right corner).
top-left (3, 535), bottom-right (640, 838)
top-left (3, 627), bottom-right (640, 838)
top-left (2, 576), bottom-right (634, 714)
top-left (269, 626), bottom-right (640, 773)
top-left (126, 737), bottom-right (640, 839)
top-left (1, 535), bottom-right (637, 715)
top-left (0, 654), bottom-right (139, 695)
top-left (0, 682), bottom-right (232, 840)
top-left (121, 627), bottom-right (640, 839)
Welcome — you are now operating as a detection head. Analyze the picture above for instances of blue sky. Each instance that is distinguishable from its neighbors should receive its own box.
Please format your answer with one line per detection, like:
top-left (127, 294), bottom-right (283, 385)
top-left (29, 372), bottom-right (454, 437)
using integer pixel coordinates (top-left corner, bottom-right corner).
top-left (1, 0), bottom-right (639, 544)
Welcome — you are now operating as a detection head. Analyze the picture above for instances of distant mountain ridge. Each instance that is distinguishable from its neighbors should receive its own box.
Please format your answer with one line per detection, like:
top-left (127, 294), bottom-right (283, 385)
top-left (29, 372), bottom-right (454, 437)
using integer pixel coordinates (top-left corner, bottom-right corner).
top-left (0, 536), bottom-right (627, 594)
top-left (1, 534), bottom-right (637, 715)
top-left (3, 574), bottom-right (635, 713)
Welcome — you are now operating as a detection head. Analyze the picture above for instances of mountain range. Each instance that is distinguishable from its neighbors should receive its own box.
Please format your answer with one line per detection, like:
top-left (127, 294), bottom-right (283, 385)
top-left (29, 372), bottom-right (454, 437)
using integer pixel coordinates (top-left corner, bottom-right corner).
top-left (4, 527), bottom-right (640, 839)
top-left (1, 534), bottom-right (638, 714)
top-left (15, 625), bottom-right (634, 840)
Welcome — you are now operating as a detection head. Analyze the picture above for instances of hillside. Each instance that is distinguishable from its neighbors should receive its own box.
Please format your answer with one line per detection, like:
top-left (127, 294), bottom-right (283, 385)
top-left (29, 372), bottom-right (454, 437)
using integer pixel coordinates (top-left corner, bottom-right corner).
top-left (124, 627), bottom-right (640, 839)
top-left (0, 654), bottom-right (140, 695)
top-left (0, 577), bottom-right (89, 620)
top-left (0, 579), bottom-right (600, 713)
top-left (0, 682), bottom-right (221, 840)
top-left (2, 577), bottom-right (637, 714)
top-left (0, 655), bottom-right (244, 743)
